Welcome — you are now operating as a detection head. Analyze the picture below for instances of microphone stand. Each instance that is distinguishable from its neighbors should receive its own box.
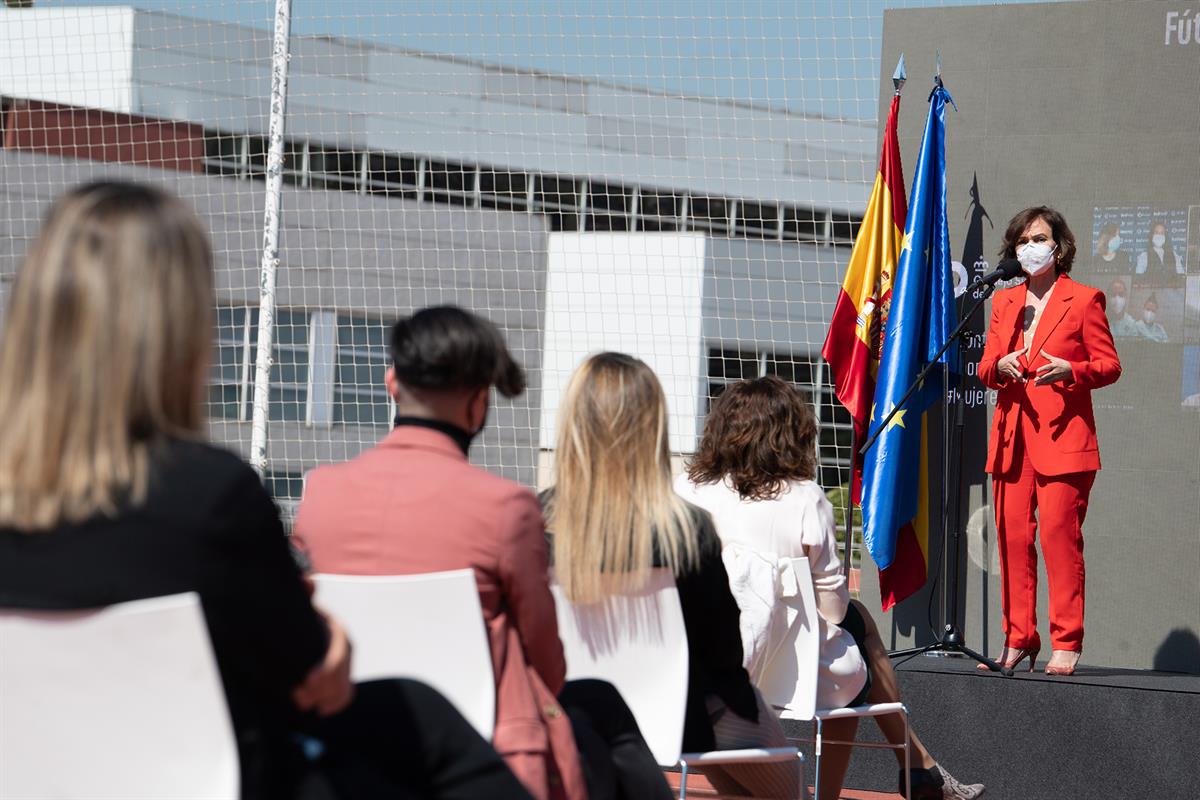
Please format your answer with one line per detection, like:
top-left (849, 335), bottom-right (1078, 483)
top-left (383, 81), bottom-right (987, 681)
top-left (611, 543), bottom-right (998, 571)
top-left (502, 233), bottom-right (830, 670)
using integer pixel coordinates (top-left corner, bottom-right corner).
top-left (860, 278), bottom-right (1012, 676)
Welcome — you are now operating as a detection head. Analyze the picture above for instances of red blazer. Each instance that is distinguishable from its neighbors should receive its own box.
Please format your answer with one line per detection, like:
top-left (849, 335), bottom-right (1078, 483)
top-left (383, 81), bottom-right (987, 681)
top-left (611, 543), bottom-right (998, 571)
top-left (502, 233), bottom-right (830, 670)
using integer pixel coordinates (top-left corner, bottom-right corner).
top-left (978, 274), bottom-right (1121, 476)
top-left (293, 426), bottom-right (586, 800)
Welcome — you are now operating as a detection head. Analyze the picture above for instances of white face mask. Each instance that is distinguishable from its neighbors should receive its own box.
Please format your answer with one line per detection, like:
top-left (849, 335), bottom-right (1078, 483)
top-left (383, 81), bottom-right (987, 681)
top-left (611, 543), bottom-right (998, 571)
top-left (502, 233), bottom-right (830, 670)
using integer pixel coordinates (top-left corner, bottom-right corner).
top-left (1112, 296), bottom-right (1126, 314)
top-left (1108, 236), bottom-right (1122, 252)
top-left (1143, 310), bottom-right (1157, 324)
top-left (1018, 241), bottom-right (1056, 276)
top-left (1152, 234), bottom-right (1166, 248)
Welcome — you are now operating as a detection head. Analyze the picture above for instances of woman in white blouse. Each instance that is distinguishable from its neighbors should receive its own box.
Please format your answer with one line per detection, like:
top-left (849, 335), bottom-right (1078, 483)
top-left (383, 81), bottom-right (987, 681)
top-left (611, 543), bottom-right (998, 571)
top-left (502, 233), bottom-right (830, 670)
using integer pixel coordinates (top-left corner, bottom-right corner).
top-left (675, 376), bottom-right (983, 800)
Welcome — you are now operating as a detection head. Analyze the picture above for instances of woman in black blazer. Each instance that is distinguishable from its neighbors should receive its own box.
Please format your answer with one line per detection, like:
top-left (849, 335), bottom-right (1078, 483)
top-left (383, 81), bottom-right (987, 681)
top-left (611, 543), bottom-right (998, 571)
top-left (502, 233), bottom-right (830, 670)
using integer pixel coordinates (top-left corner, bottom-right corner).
top-left (0, 182), bottom-right (529, 800)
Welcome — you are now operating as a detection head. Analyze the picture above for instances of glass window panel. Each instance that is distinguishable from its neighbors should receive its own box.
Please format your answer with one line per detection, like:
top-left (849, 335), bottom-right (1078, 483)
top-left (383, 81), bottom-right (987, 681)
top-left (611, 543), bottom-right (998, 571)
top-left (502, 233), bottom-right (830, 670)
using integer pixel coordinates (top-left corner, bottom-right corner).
top-left (269, 387), bottom-right (307, 422)
top-left (535, 175), bottom-right (579, 231)
top-left (737, 200), bottom-right (778, 239)
top-left (425, 159), bottom-right (471, 206)
top-left (367, 152), bottom-right (419, 198)
top-left (264, 471), bottom-right (304, 501)
top-left (207, 384), bottom-right (243, 420)
top-left (478, 169), bottom-right (528, 211)
top-left (334, 314), bottom-right (392, 426)
top-left (783, 206), bottom-right (823, 243)
top-left (686, 196), bottom-right (729, 234)
top-left (707, 348), bottom-right (761, 381)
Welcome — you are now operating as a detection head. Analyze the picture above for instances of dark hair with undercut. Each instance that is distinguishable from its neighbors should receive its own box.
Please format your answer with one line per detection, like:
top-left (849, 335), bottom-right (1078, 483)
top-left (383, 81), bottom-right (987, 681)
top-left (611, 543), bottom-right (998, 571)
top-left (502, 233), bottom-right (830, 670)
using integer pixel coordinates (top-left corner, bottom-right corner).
top-left (999, 206), bottom-right (1076, 275)
top-left (687, 375), bottom-right (818, 501)
top-left (389, 305), bottom-right (525, 397)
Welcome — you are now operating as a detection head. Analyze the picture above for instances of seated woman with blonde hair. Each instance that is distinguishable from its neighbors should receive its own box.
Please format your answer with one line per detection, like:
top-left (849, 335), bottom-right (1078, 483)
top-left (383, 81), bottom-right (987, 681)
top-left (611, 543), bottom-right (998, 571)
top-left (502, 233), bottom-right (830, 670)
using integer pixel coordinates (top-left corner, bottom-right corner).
top-left (675, 376), bottom-right (984, 800)
top-left (542, 352), bottom-right (800, 799)
top-left (0, 181), bottom-right (530, 800)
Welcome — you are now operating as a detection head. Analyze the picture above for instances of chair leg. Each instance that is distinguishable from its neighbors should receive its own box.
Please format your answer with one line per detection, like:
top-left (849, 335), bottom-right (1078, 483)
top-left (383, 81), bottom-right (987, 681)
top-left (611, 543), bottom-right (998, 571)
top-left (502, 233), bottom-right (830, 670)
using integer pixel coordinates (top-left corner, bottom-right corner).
top-left (902, 709), bottom-right (911, 800)
top-left (813, 717), bottom-right (822, 800)
top-left (679, 760), bottom-right (688, 800)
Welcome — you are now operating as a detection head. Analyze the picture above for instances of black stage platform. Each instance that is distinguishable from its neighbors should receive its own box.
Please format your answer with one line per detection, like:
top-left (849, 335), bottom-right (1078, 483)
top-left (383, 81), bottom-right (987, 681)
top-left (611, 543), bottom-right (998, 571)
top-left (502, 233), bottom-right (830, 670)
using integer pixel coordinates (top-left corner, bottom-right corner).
top-left (777, 655), bottom-right (1200, 799)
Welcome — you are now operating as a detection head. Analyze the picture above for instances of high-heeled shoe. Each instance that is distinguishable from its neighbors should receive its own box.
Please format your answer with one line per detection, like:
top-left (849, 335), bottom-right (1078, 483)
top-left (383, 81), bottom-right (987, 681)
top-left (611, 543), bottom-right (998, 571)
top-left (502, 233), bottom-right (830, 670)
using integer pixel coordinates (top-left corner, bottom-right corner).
top-left (1045, 649), bottom-right (1081, 676)
top-left (975, 644), bottom-right (1039, 672)
top-left (899, 764), bottom-right (986, 799)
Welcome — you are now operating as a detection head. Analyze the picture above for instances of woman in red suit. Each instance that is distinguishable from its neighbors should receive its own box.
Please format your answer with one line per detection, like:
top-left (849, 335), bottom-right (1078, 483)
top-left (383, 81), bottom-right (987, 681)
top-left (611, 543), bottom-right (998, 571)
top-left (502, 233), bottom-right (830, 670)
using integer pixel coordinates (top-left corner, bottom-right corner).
top-left (978, 207), bottom-right (1122, 676)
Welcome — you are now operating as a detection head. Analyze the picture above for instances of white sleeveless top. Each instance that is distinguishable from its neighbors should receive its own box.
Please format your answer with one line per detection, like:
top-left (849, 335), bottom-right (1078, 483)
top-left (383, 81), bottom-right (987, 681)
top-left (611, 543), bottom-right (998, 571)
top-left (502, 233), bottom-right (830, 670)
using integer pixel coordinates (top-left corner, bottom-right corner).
top-left (674, 476), bottom-right (868, 709)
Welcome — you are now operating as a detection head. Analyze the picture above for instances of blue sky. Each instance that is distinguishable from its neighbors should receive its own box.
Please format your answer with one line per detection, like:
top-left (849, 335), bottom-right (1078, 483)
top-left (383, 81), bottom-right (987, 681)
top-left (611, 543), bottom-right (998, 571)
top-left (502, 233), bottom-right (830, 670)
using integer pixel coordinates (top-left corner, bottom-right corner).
top-left (46, 0), bottom-right (1058, 120)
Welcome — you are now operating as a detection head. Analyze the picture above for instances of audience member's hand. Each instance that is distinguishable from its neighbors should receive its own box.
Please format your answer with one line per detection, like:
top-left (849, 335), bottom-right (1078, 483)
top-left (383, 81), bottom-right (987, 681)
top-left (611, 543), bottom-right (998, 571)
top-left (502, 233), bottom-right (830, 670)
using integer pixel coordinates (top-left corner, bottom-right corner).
top-left (293, 611), bottom-right (354, 716)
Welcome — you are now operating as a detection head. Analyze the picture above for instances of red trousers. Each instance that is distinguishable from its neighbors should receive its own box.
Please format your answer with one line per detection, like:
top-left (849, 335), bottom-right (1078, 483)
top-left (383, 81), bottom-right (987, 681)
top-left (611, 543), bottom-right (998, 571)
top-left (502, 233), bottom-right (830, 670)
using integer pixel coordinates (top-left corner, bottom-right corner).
top-left (992, 433), bottom-right (1094, 652)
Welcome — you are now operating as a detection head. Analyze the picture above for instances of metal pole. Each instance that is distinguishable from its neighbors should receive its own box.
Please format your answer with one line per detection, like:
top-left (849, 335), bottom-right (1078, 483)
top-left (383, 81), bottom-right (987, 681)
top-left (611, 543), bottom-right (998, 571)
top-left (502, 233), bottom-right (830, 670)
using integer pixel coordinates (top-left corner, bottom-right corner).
top-left (843, 426), bottom-right (856, 578)
top-left (248, 0), bottom-right (294, 477)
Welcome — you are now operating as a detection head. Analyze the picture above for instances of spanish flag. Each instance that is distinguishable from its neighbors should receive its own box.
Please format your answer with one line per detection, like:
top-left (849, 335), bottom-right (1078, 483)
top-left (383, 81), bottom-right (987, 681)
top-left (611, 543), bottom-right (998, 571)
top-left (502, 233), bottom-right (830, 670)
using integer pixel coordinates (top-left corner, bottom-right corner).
top-left (821, 92), bottom-right (906, 506)
top-left (860, 82), bottom-right (958, 611)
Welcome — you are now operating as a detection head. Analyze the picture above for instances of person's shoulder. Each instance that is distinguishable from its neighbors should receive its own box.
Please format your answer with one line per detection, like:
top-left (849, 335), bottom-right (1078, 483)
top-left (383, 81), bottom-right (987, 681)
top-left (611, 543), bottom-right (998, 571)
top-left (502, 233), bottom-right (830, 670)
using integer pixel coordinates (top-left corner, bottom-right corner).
top-left (681, 499), bottom-right (720, 544)
top-left (155, 438), bottom-right (261, 494)
top-left (461, 462), bottom-right (536, 507)
top-left (778, 479), bottom-right (831, 514)
top-left (147, 438), bottom-right (274, 523)
top-left (993, 283), bottom-right (1025, 302)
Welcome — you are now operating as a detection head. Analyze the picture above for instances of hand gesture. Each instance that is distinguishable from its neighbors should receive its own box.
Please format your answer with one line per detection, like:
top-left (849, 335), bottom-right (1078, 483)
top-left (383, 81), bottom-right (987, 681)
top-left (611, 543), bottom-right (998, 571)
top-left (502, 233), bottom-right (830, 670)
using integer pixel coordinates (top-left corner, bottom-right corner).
top-left (293, 611), bottom-right (355, 716)
top-left (996, 346), bottom-right (1028, 384)
top-left (1035, 352), bottom-right (1073, 385)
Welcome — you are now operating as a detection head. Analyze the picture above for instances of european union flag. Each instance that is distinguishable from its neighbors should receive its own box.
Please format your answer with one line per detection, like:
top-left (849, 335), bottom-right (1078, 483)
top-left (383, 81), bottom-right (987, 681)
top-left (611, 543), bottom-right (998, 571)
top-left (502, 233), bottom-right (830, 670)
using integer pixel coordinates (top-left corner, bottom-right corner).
top-left (861, 83), bottom-right (958, 604)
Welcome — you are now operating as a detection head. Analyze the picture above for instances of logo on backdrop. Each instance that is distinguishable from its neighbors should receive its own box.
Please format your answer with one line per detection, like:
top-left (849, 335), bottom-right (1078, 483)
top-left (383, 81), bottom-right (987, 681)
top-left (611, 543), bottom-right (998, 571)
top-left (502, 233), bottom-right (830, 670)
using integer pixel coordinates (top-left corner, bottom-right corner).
top-left (1165, 10), bottom-right (1200, 45)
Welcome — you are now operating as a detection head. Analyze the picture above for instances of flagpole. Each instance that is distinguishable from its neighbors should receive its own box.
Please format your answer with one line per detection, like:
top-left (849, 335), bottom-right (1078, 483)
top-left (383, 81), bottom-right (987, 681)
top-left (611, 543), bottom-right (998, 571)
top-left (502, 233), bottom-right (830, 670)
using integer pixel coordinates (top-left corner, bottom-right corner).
top-left (842, 427), bottom-right (857, 579)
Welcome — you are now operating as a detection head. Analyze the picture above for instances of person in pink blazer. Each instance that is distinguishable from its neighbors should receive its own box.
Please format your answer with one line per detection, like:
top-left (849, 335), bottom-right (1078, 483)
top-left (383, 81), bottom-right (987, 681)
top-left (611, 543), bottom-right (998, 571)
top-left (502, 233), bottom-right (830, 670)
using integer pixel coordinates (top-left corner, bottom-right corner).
top-left (295, 307), bottom-right (667, 800)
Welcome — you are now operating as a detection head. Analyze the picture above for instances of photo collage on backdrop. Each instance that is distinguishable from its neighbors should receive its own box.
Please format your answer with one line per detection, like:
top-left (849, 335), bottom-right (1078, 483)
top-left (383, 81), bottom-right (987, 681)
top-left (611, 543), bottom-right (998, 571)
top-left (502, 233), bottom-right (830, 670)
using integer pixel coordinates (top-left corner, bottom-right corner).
top-left (1087, 206), bottom-right (1200, 409)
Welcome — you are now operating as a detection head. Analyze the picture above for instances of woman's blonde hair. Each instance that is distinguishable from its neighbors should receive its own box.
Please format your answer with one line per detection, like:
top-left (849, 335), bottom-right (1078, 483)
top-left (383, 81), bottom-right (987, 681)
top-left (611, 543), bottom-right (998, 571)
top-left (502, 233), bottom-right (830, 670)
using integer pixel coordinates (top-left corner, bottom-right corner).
top-left (548, 352), bottom-right (697, 602)
top-left (0, 181), bottom-right (214, 530)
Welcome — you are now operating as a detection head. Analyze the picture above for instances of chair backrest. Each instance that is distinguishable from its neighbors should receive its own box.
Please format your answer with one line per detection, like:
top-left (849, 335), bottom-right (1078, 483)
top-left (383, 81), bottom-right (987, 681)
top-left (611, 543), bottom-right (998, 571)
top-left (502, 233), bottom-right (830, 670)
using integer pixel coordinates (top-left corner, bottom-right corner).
top-left (550, 569), bottom-right (689, 767)
top-left (0, 592), bottom-right (239, 799)
top-left (313, 569), bottom-right (495, 739)
top-left (756, 557), bottom-right (819, 721)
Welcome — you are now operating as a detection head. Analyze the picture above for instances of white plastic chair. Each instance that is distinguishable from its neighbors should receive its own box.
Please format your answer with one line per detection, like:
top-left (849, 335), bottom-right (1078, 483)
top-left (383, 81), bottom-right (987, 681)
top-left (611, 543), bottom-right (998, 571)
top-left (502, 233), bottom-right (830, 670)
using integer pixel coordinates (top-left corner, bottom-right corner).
top-left (758, 557), bottom-right (911, 800)
top-left (312, 569), bottom-right (496, 739)
top-left (0, 592), bottom-right (239, 799)
top-left (551, 569), bottom-right (805, 799)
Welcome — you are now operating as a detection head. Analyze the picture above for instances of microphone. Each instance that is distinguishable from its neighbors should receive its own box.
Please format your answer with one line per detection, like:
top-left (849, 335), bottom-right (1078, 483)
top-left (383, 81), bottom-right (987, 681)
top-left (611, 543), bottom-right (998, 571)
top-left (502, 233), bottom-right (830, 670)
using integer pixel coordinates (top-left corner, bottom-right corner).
top-left (967, 258), bottom-right (1022, 291)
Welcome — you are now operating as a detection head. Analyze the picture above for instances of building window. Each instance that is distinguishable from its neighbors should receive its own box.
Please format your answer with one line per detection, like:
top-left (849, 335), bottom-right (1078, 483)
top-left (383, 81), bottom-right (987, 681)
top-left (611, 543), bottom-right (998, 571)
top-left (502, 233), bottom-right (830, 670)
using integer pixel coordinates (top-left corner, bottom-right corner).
top-left (687, 196), bottom-right (730, 236)
top-left (783, 206), bottom-right (823, 245)
top-left (534, 174), bottom-right (580, 232)
top-left (424, 159), bottom-right (473, 207)
top-left (585, 181), bottom-right (633, 232)
top-left (736, 200), bottom-right (779, 240)
top-left (203, 131), bottom-right (246, 177)
top-left (209, 306), bottom-right (254, 420)
top-left (478, 169), bottom-right (528, 212)
top-left (200, 129), bottom-right (860, 248)
top-left (208, 306), bottom-right (310, 423)
top-left (334, 314), bottom-right (393, 426)
top-left (308, 145), bottom-right (359, 192)
top-left (366, 152), bottom-right (420, 198)
top-left (270, 309), bottom-right (310, 422)
top-left (637, 190), bottom-right (682, 232)
top-left (830, 212), bottom-right (863, 246)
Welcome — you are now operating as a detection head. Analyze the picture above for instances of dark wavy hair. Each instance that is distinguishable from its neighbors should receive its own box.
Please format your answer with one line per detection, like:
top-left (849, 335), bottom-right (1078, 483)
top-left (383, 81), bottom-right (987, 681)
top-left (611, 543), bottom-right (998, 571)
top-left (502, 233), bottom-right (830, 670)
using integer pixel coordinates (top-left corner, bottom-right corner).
top-left (999, 206), bottom-right (1076, 275)
top-left (687, 375), bottom-right (818, 501)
